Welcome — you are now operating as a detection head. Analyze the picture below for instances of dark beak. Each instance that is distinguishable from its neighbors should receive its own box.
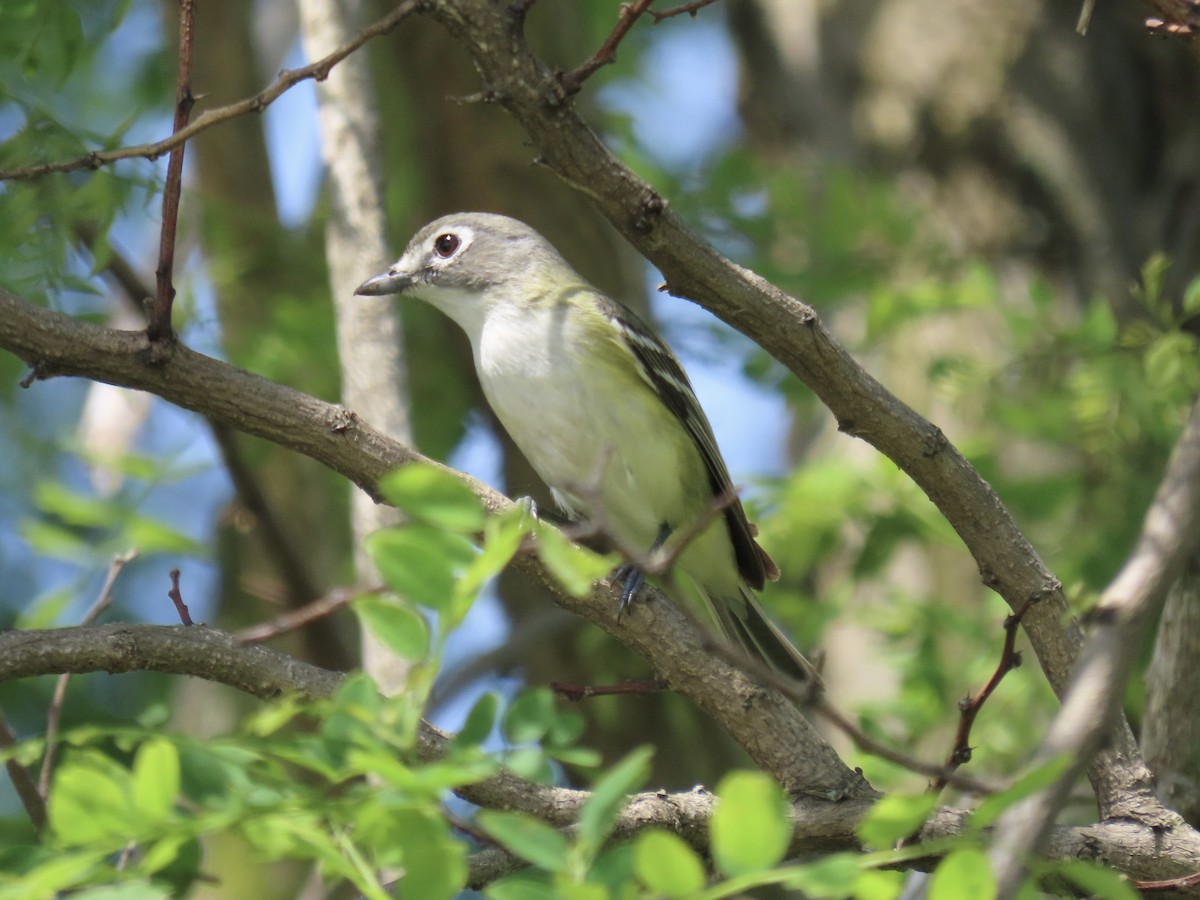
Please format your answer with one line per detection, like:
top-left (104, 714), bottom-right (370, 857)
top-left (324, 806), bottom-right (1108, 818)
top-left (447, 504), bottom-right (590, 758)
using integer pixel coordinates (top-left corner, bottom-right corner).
top-left (354, 269), bottom-right (416, 296)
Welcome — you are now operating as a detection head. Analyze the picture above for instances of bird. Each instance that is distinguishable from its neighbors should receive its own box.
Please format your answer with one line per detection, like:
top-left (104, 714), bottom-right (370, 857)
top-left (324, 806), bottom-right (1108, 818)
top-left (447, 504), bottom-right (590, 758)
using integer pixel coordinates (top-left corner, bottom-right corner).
top-left (355, 212), bottom-right (817, 684)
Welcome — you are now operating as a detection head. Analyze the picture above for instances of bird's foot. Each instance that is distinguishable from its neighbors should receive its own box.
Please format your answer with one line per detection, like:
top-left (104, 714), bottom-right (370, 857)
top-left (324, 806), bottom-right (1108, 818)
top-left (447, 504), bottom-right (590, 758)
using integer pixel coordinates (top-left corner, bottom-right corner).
top-left (513, 495), bottom-right (539, 523)
top-left (613, 563), bottom-right (647, 621)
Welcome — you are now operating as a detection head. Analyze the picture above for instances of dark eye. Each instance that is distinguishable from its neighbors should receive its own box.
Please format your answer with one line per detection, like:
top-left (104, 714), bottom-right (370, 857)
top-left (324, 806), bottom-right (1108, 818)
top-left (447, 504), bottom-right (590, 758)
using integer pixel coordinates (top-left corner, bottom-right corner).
top-left (434, 233), bottom-right (460, 258)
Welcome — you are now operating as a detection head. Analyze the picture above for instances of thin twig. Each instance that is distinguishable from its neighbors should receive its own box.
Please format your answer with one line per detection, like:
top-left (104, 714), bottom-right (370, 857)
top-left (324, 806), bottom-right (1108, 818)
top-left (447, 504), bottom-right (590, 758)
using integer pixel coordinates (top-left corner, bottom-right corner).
top-left (168, 568), bottom-right (194, 625)
top-left (0, 708), bottom-right (47, 833)
top-left (38, 549), bottom-right (138, 799)
top-left (1136, 870), bottom-right (1200, 891)
top-left (699, 633), bottom-right (998, 795)
top-left (648, 0), bottom-right (723, 22)
top-left (148, 0), bottom-right (197, 342)
top-left (558, 0), bottom-right (655, 95)
top-left (929, 597), bottom-right (1037, 794)
top-left (0, 1), bottom-right (423, 182)
top-left (551, 677), bottom-right (668, 700)
top-left (235, 587), bottom-right (360, 644)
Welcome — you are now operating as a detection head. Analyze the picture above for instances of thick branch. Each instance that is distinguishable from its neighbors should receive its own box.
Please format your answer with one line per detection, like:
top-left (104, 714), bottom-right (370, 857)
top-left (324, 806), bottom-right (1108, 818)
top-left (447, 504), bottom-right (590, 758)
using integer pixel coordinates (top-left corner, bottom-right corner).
top-left (3, 624), bottom-right (1200, 888)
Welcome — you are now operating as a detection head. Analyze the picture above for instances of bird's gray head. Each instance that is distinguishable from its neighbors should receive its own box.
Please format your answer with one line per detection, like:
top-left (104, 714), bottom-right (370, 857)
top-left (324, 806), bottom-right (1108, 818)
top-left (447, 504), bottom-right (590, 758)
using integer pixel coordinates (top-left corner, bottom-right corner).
top-left (354, 212), bottom-right (574, 303)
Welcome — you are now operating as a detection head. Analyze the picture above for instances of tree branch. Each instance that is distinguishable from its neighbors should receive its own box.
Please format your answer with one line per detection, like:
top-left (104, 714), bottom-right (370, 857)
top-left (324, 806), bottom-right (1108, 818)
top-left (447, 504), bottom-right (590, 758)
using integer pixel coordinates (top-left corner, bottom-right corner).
top-left (0, 0), bottom-right (423, 183)
top-left (989, 396), bottom-right (1200, 896)
top-left (3, 623), bottom-right (1200, 887)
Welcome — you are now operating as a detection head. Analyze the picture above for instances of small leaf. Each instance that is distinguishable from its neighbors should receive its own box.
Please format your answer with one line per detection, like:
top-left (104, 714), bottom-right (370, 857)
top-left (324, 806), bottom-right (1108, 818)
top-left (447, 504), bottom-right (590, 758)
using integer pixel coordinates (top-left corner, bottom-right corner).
top-left (928, 847), bottom-right (996, 900)
top-left (857, 793), bottom-right (938, 848)
top-left (477, 811), bottom-right (569, 872)
top-left (536, 524), bottom-right (615, 597)
top-left (972, 754), bottom-right (1072, 829)
top-left (711, 771), bottom-right (791, 876)
top-left (1053, 860), bottom-right (1138, 900)
top-left (503, 689), bottom-right (557, 744)
top-left (365, 526), bottom-right (476, 611)
top-left (454, 692), bottom-right (499, 748)
top-left (634, 829), bottom-right (705, 897)
top-left (131, 738), bottom-right (180, 824)
top-left (577, 746), bottom-right (653, 853)
top-left (378, 464), bottom-right (486, 532)
top-left (354, 595), bottom-right (430, 660)
top-left (459, 509), bottom-right (529, 598)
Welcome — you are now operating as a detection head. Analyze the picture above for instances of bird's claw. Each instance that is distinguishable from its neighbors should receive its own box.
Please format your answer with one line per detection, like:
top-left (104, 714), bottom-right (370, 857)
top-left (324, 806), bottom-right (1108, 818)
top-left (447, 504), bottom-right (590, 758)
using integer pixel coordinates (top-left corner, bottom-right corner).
top-left (513, 495), bottom-right (539, 522)
top-left (614, 563), bottom-right (646, 621)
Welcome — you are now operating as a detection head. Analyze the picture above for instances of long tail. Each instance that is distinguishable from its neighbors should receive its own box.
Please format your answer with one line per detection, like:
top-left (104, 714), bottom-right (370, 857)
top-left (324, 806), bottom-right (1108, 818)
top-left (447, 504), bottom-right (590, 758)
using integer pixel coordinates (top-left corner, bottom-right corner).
top-left (710, 583), bottom-right (823, 689)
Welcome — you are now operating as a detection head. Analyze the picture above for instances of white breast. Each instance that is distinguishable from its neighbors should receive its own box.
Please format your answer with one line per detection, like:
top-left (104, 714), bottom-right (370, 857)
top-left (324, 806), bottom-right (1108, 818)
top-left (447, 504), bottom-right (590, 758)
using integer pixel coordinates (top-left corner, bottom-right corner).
top-left (473, 301), bottom-right (695, 552)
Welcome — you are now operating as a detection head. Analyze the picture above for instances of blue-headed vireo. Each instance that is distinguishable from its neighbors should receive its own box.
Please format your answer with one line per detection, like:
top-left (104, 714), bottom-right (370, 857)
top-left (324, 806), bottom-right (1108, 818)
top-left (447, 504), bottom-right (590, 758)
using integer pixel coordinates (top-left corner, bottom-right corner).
top-left (356, 212), bottom-right (817, 684)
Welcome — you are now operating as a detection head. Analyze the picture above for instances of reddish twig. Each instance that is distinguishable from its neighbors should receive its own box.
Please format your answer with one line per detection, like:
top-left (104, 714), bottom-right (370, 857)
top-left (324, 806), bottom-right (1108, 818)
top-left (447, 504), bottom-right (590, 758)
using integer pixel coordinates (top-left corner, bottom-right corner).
top-left (558, 0), bottom-right (655, 95)
top-left (647, 0), bottom-right (723, 22)
top-left (38, 550), bottom-right (138, 799)
top-left (235, 587), bottom-right (361, 644)
top-left (927, 596), bottom-right (1037, 794)
top-left (1136, 870), bottom-right (1200, 891)
top-left (0, 710), bottom-right (47, 833)
top-left (148, 0), bottom-right (197, 343)
top-left (168, 568), bottom-right (194, 625)
top-left (0, 1), bottom-right (422, 183)
top-left (551, 677), bottom-right (669, 701)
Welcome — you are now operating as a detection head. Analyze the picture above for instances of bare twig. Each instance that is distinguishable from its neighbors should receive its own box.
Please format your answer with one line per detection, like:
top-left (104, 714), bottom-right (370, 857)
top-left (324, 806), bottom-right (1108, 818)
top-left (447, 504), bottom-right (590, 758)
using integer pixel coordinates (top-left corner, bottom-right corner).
top-left (558, 0), bottom-right (655, 95)
top-left (551, 677), bottom-right (668, 700)
top-left (0, 709), bottom-right (47, 833)
top-left (0, 1), bottom-right (423, 183)
top-left (38, 549), bottom-right (138, 798)
top-left (147, 0), bottom-right (197, 342)
top-left (1136, 870), bottom-right (1200, 891)
top-left (167, 568), bottom-right (194, 625)
top-left (235, 587), bottom-right (360, 644)
top-left (929, 597), bottom-right (1036, 795)
top-left (648, 0), bottom-right (723, 22)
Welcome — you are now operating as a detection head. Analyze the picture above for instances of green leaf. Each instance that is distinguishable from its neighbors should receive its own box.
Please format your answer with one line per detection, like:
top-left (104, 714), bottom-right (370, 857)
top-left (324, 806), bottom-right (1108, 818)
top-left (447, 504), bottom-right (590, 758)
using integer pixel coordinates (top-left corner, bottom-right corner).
top-left (354, 595), bottom-right (430, 660)
top-left (1052, 860), bottom-right (1138, 899)
top-left (783, 853), bottom-right (866, 894)
top-left (536, 524), bottom-right (615, 597)
top-left (477, 811), bottom-right (570, 872)
top-left (972, 754), bottom-right (1073, 829)
top-left (711, 771), bottom-right (791, 877)
top-left (72, 882), bottom-right (169, 900)
top-left (634, 830), bottom-right (706, 897)
top-left (130, 738), bottom-right (180, 824)
top-left (577, 746), bottom-right (653, 854)
top-left (377, 809), bottom-right (468, 900)
top-left (365, 525), bottom-right (476, 611)
top-left (454, 692), bottom-right (499, 748)
top-left (49, 753), bottom-right (137, 846)
top-left (378, 464), bottom-right (486, 532)
top-left (503, 688), bottom-right (557, 744)
top-left (486, 871), bottom-right (557, 900)
top-left (459, 508), bottom-right (529, 598)
top-left (857, 793), bottom-right (938, 848)
top-left (928, 847), bottom-right (996, 900)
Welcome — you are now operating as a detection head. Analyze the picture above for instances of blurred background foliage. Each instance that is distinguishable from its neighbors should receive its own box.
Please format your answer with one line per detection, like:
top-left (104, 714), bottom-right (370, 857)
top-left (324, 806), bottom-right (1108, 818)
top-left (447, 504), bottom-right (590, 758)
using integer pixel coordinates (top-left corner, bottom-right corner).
top-left (1, 0), bottom-right (1199, 895)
